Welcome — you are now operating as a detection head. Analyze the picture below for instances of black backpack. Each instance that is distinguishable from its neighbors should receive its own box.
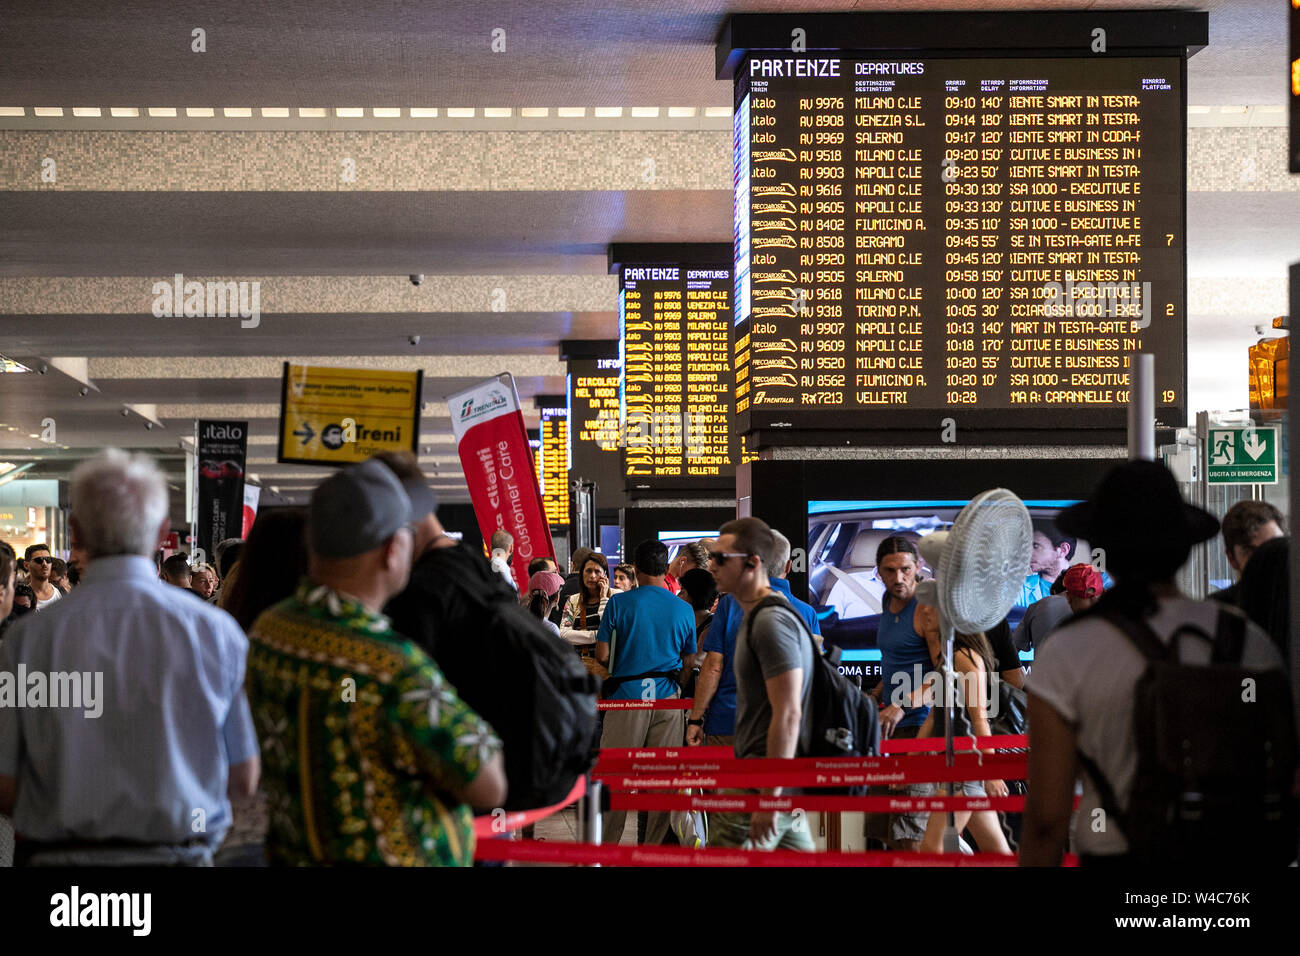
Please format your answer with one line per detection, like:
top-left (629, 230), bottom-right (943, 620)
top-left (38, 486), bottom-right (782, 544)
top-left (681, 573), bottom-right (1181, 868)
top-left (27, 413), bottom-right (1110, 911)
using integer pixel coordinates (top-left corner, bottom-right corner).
top-left (1076, 602), bottom-right (1299, 865)
top-left (389, 549), bottom-right (601, 810)
top-left (745, 596), bottom-right (881, 794)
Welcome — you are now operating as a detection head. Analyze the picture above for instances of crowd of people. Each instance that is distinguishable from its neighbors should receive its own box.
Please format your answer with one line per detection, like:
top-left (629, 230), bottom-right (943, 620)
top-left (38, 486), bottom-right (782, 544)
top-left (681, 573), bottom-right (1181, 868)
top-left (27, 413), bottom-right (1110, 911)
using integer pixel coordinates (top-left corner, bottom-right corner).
top-left (0, 448), bottom-right (1294, 867)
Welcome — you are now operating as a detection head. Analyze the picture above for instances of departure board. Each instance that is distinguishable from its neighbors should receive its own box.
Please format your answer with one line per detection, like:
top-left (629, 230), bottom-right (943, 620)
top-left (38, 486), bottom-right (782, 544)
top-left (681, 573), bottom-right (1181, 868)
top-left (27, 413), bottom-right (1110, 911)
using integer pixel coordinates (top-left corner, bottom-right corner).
top-left (567, 357), bottom-right (627, 509)
top-left (619, 265), bottom-right (737, 490)
top-left (733, 55), bottom-right (1186, 432)
top-left (538, 401), bottom-right (569, 526)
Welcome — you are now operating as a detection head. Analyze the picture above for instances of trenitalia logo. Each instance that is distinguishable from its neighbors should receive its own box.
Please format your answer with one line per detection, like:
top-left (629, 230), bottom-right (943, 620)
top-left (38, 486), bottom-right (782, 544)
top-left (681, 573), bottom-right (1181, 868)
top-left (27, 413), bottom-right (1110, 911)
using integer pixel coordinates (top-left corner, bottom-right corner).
top-left (459, 391), bottom-right (508, 421)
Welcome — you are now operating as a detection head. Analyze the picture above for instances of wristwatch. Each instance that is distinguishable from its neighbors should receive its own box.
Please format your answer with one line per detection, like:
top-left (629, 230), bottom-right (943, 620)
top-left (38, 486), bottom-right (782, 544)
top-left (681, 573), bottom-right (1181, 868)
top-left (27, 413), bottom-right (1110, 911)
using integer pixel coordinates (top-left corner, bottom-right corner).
top-left (687, 718), bottom-right (704, 727)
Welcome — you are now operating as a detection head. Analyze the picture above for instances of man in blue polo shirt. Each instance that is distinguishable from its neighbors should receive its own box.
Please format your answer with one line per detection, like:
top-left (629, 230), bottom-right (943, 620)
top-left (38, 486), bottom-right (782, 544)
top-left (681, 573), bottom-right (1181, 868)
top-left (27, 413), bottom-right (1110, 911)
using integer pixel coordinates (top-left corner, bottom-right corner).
top-left (686, 529), bottom-right (819, 747)
top-left (595, 538), bottom-right (695, 845)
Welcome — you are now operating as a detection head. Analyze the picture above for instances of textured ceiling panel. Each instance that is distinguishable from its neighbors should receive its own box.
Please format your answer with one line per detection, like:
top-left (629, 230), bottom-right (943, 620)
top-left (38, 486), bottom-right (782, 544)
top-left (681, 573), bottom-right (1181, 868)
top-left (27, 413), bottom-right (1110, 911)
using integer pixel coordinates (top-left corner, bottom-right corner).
top-left (0, 2), bottom-right (1267, 105)
top-left (0, 190), bottom-right (732, 276)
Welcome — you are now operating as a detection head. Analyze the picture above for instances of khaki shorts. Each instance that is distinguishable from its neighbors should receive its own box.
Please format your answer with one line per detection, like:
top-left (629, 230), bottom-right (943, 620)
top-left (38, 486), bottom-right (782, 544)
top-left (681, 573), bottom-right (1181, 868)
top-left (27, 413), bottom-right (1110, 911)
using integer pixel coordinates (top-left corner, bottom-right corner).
top-left (863, 724), bottom-right (934, 848)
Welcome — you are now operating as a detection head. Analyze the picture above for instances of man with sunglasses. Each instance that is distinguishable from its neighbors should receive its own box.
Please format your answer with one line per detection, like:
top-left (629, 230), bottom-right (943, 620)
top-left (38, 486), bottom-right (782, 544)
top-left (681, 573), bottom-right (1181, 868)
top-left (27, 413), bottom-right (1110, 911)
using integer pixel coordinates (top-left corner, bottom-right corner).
top-left (23, 544), bottom-right (61, 611)
top-left (704, 517), bottom-right (815, 851)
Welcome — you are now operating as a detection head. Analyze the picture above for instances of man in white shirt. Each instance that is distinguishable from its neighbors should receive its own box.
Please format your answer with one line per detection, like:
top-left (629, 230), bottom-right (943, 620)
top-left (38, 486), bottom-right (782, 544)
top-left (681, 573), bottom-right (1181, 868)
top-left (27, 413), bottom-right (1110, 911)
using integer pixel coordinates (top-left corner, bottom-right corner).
top-left (489, 529), bottom-right (516, 591)
top-left (22, 544), bottom-right (61, 610)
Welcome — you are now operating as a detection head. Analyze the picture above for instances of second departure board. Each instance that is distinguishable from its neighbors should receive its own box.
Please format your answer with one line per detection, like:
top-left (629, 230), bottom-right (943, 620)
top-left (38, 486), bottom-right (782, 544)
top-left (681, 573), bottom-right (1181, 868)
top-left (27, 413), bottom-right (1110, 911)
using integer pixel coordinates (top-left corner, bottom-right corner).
top-left (539, 402), bottom-right (569, 527)
top-left (619, 264), bottom-right (737, 490)
top-left (568, 358), bottom-right (628, 509)
top-left (733, 55), bottom-right (1186, 433)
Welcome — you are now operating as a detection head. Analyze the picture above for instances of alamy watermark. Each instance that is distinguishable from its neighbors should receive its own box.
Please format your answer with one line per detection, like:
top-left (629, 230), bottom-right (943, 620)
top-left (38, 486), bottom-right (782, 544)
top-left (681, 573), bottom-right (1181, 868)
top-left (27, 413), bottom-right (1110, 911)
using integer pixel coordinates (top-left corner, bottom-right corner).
top-left (889, 664), bottom-right (1000, 718)
top-left (1039, 278), bottom-right (1151, 329)
top-left (0, 666), bottom-right (104, 718)
top-left (151, 273), bottom-right (261, 329)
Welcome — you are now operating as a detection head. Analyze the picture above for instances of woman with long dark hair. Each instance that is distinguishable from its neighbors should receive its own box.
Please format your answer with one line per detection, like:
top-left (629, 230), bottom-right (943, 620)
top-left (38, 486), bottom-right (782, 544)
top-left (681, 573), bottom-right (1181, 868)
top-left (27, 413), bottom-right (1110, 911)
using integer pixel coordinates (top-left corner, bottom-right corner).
top-left (219, 508), bottom-right (309, 632)
top-left (917, 629), bottom-right (1012, 855)
top-left (560, 551), bottom-right (612, 675)
top-left (215, 507), bottom-right (308, 867)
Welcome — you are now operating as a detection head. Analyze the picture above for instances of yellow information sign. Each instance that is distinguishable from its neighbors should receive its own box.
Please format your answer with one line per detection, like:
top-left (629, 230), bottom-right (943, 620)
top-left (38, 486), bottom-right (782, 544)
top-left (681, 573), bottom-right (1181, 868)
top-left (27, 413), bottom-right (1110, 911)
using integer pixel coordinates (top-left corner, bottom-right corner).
top-left (277, 362), bottom-right (423, 466)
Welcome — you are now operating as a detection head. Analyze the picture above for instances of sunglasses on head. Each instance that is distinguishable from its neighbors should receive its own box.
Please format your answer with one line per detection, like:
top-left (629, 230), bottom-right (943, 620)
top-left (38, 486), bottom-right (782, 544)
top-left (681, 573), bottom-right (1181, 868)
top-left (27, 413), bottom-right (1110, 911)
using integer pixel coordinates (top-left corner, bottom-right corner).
top-left (707, 551), bottom-right (749, 566)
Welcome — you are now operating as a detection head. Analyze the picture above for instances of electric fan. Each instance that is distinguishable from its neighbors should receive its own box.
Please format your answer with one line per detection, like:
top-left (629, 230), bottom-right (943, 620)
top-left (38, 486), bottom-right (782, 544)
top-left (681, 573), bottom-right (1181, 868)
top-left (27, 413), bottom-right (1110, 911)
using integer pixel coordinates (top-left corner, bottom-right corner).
top-left (915, 488), bottom-right (1033, 852)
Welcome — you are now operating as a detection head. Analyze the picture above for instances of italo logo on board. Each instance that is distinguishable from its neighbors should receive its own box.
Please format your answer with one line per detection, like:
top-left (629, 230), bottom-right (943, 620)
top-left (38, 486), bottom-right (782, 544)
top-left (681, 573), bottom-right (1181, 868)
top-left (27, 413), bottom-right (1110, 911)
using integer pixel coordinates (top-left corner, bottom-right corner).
top-left (459, 390), bottom-right (509, 423)
top-left (201, 422), bottom-right (243, 440)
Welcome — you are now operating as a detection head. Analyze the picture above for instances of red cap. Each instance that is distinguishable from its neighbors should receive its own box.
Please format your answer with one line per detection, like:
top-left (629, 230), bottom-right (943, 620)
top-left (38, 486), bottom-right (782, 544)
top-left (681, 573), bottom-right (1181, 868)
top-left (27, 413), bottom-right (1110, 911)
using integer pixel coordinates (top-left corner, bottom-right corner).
top-left (1062, 563), bottom-right (1104, 598)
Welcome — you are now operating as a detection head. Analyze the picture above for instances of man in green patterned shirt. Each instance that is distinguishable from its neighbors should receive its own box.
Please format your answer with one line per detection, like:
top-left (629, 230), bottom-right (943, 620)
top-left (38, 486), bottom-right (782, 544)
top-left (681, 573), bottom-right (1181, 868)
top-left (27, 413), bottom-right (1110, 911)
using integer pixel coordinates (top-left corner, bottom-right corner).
top-left (247, 459), bottom-right (506, 865)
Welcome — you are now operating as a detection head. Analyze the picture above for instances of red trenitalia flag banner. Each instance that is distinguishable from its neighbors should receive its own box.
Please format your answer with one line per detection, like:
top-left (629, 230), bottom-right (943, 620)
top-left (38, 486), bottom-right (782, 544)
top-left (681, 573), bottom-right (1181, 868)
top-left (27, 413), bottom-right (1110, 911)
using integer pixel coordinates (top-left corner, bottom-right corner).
top-left (449, 373), bottom-right (555, 590)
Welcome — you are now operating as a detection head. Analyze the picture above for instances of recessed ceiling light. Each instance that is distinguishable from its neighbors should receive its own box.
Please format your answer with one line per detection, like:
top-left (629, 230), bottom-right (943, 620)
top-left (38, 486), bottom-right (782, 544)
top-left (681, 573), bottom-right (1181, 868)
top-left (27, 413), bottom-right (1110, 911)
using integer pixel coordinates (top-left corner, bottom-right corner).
top-left (223, 107), bottom-right (252, 118)
top-left (630, 106), bottom-right (660, 118)
top-left (34, 107), bottom-right (63, 117)
top-left (298, 107), bottom-right (326, 118)
top-left (72, 107), bottom-right (101, 117)
top-left (483, 107), bottom-right (512, 118)
top-left (446, 107), bottom-right (475, 118)
top-left (336, 107), bottom-right (364, 118)
top-left (0, 107), bottom-right (26, 116)
top-left (1187, 105), bottom-right (1212, 114)
top-left (373, 107), bottom-right (401, 118)
top-left (186, 107), bottom-right (215, 117)
top-left (704, 106), bottom-right (732, 118)
top-left (148, 107), bottom-right (177, 117)
top-left (1254, 105), bottom-right (1285, 114)
top-left (261, 107), bottom-right (290, 118)
top-left (110, 107), bottom-right (139, 117)
top-left (668, 106), bottom-right (696, 118)
top-left (557, 107), bottom-right (586, 118)
top-left (410, 108), bottom-right (439, 118)
top-left (520, 107), bottom-right (548, 118)
top-left (1218, 105), bottom-right (1249, 114)
top-left (594, 107), bottom-right (622, 118)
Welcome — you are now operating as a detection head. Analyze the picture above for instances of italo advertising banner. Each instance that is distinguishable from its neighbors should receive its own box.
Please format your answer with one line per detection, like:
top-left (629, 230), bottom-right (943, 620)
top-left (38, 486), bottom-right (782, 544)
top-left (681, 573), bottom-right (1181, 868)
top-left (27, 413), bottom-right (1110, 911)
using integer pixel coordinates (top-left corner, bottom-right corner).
top-left (277, 362), bottom-right (422, 466)
top-left (196, 420), bottom-right (248, 559)
top-left (449, 373), bottom-right (555, 590)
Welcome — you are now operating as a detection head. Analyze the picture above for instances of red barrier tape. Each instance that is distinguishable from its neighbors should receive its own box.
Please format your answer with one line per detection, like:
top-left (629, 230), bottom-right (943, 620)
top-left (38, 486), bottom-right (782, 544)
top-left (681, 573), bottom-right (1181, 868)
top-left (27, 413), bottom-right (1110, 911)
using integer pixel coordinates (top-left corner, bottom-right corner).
top-left (598, 699), bottom-right (695, 710)
top-left (882, 734), bottom-right (1028, 753)
top-left (472, 778), bottom-right (586, 839)
top-left (594, 751), bottom-right (1026, 775)
top-left (597, 760), bottom-right (1026, 789)
top-left (608, 792), bottom-right (1027, 813)
top-left (473, 838), bottom-right (1026, 867)
top-left (599, 747), bottom-right (733, 760)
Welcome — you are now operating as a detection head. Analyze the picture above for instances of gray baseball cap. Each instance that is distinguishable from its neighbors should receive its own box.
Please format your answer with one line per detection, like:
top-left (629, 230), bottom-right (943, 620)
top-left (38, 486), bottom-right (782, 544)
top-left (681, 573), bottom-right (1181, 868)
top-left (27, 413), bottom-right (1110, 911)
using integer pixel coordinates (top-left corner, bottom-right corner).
top-left (309, 458), bottom-right (414, 558)
top-left (401, 479), bottom-right (438, 520)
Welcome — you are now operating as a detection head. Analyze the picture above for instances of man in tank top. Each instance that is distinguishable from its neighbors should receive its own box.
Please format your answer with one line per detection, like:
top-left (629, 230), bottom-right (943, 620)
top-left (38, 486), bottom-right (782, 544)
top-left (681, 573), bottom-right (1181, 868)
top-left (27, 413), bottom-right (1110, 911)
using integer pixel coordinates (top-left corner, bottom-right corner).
top-left (864, 535), bottom-right (942, 852)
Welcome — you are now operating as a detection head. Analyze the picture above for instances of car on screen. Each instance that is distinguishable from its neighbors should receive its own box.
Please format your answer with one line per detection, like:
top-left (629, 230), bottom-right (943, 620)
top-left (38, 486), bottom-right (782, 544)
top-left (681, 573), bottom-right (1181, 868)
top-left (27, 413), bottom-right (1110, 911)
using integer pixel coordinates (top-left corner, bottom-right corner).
top-left (808, 500), bottom-right (1096, 664)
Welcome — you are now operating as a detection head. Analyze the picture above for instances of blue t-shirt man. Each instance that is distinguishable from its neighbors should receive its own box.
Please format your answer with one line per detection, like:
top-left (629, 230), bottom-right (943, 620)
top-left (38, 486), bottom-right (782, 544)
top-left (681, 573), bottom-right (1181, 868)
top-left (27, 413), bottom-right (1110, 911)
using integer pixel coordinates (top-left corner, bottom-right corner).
top-left (702, 579), bottom-right (820, 736)
top-left (877, 595), bottom-right (932, 730)
top-left (596, 585), bottom-right (695, 700)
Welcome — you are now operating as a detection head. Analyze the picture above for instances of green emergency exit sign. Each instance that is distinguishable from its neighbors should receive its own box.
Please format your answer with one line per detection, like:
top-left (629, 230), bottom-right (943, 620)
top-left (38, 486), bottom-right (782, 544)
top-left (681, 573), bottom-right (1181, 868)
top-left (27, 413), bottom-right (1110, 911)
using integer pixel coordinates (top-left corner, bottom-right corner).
top-left (1207, 425), bottom-right (1278, 485)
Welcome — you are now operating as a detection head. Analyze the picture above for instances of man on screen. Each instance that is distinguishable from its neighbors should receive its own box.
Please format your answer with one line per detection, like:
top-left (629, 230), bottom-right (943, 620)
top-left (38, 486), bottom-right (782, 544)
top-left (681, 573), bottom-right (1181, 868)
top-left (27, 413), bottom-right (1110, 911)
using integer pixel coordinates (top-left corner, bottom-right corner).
top-left (1018, 518), bottom-right (1077, 608)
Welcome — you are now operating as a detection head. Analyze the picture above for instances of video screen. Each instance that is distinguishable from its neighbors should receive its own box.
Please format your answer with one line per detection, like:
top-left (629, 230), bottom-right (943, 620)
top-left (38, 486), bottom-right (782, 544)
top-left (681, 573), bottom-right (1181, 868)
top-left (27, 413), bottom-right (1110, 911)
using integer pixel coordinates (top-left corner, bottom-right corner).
top-left (808, 498), bottom-right (1104, 679)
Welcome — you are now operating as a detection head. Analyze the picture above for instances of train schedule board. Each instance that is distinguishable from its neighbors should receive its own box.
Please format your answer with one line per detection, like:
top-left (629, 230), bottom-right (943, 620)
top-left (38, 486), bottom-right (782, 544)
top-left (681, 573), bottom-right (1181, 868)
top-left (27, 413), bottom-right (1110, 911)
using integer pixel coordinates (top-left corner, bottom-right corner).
top-left (538, 400), bottom-right (570, 526)
top-left (617, 263), bottom-right (737, 492)
top-left (568, 356), bottom-right (628, 510)
top-left (731, 49), bottom-right (1189, 439)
